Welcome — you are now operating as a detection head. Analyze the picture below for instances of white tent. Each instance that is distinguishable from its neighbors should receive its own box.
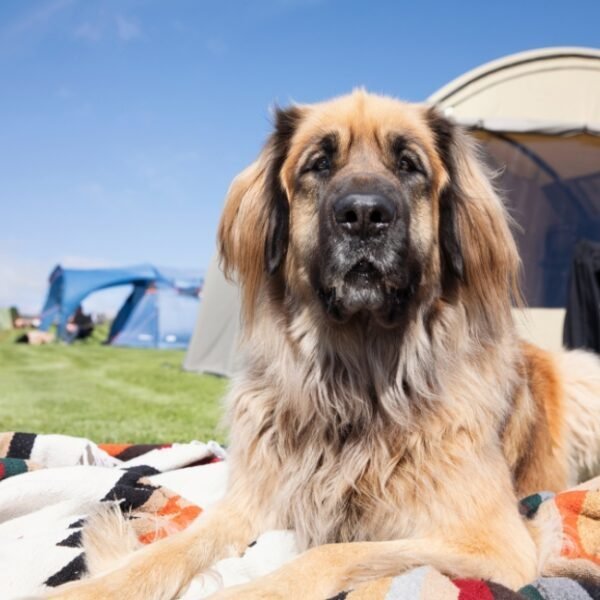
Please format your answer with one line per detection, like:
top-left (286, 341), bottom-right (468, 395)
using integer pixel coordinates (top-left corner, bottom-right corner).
top-left (183, 255), bottom-right (243, 377)
top-left (429, 47), bottom-right (600, 132)
top-left (185, 47), bottom-right (600, 375)
top-left (428, 47), bottom-right (600, 350)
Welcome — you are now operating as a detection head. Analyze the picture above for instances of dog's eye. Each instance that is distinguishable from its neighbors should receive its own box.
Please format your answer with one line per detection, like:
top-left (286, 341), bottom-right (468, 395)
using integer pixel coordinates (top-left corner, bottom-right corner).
top-left (312, 155), bottom-right (331, 173)
top-left (398, 154), bottom-right (418, 173)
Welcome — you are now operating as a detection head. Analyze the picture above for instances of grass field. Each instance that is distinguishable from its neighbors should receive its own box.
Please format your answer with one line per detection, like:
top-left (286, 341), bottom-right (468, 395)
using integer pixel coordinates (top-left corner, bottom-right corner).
top-left (0, 328), bottom-right (228, 443)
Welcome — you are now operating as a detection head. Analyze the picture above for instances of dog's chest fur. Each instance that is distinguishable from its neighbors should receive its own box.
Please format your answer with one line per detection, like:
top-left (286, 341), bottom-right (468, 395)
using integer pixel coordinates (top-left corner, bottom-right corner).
top-left (225, 304), bottom-right (520, 549)
top-left (273, 423), bottom-right (461, 547)
top-left (228, 354), bottom-right (507, 550)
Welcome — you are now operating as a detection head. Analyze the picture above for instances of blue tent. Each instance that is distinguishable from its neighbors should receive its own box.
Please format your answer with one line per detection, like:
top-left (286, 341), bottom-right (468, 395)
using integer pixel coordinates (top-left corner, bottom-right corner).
top-left (108, 284), bottom-right (199, 349)
top-left (39, 264), bottom-right (202, 348)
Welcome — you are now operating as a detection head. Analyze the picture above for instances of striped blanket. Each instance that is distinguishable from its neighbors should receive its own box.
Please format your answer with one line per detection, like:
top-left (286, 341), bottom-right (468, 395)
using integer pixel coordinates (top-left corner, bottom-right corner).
top-left (1, 432), bottom-right (600, 599)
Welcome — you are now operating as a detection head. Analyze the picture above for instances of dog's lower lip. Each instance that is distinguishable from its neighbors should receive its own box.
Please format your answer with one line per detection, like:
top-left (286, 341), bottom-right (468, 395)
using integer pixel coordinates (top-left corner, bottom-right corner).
top-left (349, 260), bottom-right (378, 276)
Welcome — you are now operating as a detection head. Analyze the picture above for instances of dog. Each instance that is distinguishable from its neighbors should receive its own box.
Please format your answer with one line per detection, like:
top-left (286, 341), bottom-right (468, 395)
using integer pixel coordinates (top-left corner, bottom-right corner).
top-left (51, 90), bottom-right (600, 599)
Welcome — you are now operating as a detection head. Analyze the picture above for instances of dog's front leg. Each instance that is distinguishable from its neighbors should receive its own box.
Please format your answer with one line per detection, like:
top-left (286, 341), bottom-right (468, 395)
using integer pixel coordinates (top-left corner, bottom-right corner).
top-left (49, 498), bottom-right (257, 600)
top-left (209, 528), bottom-right (538, 600)
top-left (208, 540), bottom-right (403, 600)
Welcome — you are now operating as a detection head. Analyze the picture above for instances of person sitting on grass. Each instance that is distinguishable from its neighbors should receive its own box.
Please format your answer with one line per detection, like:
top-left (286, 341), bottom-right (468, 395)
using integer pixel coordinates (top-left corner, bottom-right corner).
top-left (66, 306), bottom-right (94, 341)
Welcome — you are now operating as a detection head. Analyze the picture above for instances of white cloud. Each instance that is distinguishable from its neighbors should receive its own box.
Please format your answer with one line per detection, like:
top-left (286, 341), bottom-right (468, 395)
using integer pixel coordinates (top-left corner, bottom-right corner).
top-left (73, 14), bottom-right (142, 45)
top-left (2, 0), bottom-right (74, 38)
top-left (115, 15), bottom-right (141, 42)
top-left (3, 3), bottom-right (142, 48)
top-left (74, 21), bottom-right (103, 42)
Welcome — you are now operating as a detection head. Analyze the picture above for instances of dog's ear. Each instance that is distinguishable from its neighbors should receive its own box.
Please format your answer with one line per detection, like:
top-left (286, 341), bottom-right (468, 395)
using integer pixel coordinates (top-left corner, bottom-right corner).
top-left (427, 107), bottom-right (521, 331)
top-left (218, 105), bottom-right (303, 322)
top-left (264, 107), bottom-right (300, 275)
top-left (428, 111), bottom-right (465, 292)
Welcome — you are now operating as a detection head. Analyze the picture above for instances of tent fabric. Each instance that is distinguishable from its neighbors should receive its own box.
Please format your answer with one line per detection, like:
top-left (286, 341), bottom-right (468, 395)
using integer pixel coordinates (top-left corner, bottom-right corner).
top-left (512, 308), bottom-right (565, 353)
top-left (428, 47), bottom-right (600, 127)
top-left (111, 285), bottom-right (199, 350)
top-left (39, 264), bottom-right (202, 348)
top-left (39, 264), bottom-right (162, 337)
top-left (183, 255), bottom-right (243, 377)
top-left (470, 132), bottom-right (600, 306)
top-left (457, 118), bottom-right (600, 137)
top-left (428, 46), bottom-right (600, 308)
top-left (107, 284), bottom-right (148, 343)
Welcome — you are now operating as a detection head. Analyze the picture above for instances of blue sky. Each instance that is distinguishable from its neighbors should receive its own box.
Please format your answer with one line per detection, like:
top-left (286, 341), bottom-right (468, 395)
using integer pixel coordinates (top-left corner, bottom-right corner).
top-left (1, 0), bottom-right (598, 314)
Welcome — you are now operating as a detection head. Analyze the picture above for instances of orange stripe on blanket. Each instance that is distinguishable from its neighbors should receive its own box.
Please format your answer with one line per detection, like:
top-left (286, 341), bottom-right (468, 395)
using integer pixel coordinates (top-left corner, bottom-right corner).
top-left (555, 490), bottom-right (600, 565)
top-left (98, 443), bottom-right (131, 457)
top-left (138, 495), bottom-right (202, 545)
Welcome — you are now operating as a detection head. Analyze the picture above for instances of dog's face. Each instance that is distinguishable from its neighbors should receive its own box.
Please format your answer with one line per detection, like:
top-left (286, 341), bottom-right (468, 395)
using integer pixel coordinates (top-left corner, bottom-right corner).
top-left (220, 90), bottom-right (518, 332)
top-left (279, 94), bottom-right (450, 327)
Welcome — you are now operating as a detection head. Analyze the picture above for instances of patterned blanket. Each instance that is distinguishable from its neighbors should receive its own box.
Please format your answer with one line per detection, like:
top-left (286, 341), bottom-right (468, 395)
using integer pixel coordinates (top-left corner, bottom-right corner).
top-left (1, 432), bottom-right (600, 599)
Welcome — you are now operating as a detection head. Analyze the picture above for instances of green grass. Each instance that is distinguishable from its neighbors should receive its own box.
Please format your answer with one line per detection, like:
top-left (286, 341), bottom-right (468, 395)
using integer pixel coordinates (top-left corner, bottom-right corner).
top-left (0, 329), bottom-right (228, 443)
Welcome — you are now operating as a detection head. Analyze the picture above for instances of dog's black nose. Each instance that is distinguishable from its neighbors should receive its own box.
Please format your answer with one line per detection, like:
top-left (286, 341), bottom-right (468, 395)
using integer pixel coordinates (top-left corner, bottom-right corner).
top-left (333, 194), bottom-right (396, 237)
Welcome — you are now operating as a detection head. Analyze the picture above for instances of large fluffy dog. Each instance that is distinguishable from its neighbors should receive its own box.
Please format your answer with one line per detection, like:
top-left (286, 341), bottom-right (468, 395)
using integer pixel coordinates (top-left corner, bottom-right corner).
top-left (54, 91), bottom-right (600, 599)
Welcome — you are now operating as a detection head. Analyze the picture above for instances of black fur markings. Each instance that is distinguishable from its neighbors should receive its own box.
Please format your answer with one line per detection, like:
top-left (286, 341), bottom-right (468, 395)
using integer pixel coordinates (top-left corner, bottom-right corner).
top-left (264, 106), bottom-right (303, 275)
top-left (317, 133), bottom-right (339, 170)
top-left (426, 108), bottom-right (465, 292)
top-left (439, 187), bottom-right (464, 282)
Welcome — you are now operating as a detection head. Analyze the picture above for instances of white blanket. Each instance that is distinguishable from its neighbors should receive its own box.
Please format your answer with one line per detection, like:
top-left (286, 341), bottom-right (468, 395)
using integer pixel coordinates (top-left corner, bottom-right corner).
top-left (0, 433), bottom-right (297, 599)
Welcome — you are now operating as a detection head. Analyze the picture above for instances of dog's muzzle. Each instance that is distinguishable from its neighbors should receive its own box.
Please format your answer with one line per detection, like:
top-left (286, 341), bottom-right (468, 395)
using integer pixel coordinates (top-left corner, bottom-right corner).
top-left (314, 177), bottom-right (416, 326)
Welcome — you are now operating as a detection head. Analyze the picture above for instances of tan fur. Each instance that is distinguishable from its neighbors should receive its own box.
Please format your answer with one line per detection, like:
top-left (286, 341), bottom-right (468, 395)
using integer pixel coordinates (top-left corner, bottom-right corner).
top-left (523, 342), bottom-right (564, 449)
top-left (81, 505), bottom-right (140, 576)
top-left (49, 91), bottom-right (600, 600)
top-left (218, 157), bottom-right (273, 323)
top-left (501, 342), bottom-right (569, 495)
